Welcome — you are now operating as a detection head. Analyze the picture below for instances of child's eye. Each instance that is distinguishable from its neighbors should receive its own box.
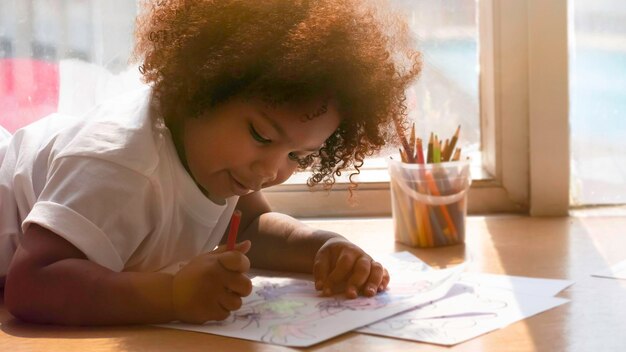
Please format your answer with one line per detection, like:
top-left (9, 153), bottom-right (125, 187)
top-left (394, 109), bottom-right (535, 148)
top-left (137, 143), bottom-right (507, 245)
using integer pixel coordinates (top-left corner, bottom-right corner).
top-left (249, 124), bottom-right (271, 144)
top-left (288, 152), bottom-right (301, 162)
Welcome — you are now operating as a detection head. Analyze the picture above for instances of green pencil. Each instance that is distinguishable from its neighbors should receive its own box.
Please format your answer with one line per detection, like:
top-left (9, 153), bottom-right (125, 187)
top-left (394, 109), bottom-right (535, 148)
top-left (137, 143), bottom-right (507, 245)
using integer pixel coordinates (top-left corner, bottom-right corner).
top-left (433, 135), bottom-right (441, 163)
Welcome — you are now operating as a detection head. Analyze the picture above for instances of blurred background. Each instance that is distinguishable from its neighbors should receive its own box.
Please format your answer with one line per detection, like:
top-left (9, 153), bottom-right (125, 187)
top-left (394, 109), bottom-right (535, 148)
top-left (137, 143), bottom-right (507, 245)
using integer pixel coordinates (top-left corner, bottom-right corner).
top-left (0, 0), bottom-right (624, 207)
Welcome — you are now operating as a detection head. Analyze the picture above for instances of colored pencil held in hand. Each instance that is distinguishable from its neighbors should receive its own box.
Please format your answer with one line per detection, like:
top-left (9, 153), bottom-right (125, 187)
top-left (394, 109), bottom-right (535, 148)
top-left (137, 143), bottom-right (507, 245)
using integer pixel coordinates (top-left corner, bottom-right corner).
top-left (389, 123), bottom-right (468, 248)
top-left (227, 210), bottom-right (242, 250)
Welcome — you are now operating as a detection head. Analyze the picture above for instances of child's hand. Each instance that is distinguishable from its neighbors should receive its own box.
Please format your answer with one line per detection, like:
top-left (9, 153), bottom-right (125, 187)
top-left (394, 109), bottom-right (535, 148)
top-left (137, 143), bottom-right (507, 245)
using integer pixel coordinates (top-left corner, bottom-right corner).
top-left (172, 241), bottom-right (253, 324)
top-left (313, 237), bottom-right (390, 299)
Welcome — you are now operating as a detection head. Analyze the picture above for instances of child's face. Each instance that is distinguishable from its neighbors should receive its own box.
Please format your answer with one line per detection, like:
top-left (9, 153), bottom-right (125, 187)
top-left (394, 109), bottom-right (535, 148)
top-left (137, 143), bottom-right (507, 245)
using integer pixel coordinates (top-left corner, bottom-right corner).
top-left (182, 98), bottom-right (341, 202)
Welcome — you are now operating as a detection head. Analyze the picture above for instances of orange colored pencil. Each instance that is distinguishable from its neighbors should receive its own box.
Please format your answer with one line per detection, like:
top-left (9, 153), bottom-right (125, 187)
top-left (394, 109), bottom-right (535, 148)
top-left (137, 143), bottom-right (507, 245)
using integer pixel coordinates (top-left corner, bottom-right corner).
top-left (416, 138), bottom-right (425, 164)
top-left (424, 170), bottom-right (458, 241)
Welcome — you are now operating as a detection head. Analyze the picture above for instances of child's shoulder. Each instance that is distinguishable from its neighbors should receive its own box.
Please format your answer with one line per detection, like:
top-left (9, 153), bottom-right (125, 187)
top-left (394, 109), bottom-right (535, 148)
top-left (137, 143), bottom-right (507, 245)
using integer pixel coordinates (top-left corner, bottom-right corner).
top-left (43, 86), bottom-right (163, 175)
top-left (66, 87), bottom-right (162, 171)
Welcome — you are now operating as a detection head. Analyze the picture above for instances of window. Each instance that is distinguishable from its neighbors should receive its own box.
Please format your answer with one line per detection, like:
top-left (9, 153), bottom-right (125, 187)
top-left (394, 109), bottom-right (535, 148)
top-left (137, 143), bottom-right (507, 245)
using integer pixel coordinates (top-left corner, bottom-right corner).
top-left (570, 0), bottom-right (626, 206)
top-left (0, 0), bottom-right (139, 133)
top-left (2, 0), bottom-right (578, 217)
top-left (267, 0), bottom-right (542, 217)
top-left (396, 0), bottom-right (480, 155)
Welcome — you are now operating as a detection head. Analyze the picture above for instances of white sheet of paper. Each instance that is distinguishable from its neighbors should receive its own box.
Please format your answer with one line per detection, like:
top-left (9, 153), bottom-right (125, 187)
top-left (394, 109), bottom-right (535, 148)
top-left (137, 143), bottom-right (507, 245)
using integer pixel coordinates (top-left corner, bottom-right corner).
top-left (592, 259), bottom-right (626, 280)
top-left (359, 284), bottom-right (569, 346)
top-left (357, 252), bottom-right (573, 346)
top-left (155, 264), bottom-right (464, 347)
top-left (459, 272), bottom-right (574, 296)
top-left (382, 252), bottom-right (574, 296)
top-left (375, 251), bottom-right (432, 273)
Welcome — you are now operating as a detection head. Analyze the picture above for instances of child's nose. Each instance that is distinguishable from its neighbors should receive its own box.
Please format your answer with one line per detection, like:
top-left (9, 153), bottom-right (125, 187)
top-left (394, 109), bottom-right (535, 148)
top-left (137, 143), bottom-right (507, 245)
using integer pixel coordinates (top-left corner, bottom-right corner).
top-left (250, 156), bottom-right (280, 187)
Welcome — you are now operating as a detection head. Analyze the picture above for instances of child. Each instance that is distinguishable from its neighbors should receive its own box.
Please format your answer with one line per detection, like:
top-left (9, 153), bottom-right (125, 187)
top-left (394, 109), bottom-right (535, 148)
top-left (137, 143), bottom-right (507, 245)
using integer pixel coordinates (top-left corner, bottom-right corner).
top-left (0, 0), bottom-right (420, 325)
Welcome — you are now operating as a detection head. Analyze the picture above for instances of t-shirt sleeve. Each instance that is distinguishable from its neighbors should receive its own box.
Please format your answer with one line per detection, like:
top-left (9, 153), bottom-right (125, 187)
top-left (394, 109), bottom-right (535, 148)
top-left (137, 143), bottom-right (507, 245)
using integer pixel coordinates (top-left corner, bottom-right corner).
top-left (22, 155), bottom-right (156, 272)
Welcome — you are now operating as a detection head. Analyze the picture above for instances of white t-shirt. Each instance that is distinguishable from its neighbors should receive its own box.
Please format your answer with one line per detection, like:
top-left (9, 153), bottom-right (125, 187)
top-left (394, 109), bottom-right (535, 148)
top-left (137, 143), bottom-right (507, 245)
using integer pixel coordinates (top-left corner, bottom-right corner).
top-left (0, 87), bottom-right (238, 281)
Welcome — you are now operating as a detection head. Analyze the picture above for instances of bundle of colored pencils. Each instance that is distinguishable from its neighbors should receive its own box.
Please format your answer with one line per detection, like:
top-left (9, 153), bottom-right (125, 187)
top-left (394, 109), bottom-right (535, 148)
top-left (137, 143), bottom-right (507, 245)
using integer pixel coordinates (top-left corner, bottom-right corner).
top-left (389, 123), bottom-right (468, 248)
top-left (398, 124), bottom-right (462, 165)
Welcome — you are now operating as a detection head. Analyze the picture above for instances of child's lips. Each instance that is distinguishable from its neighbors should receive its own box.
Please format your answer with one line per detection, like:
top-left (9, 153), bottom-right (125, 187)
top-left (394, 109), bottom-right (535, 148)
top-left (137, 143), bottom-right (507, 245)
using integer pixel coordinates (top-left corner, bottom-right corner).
top-left (229, 173), bottom-right (251, 196)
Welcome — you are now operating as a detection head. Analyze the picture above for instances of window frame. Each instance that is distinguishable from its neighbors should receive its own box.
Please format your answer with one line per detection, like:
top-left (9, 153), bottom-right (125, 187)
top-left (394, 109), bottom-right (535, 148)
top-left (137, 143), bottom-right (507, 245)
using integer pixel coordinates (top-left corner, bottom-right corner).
top-left (264, 0), bottom-right (570, 217)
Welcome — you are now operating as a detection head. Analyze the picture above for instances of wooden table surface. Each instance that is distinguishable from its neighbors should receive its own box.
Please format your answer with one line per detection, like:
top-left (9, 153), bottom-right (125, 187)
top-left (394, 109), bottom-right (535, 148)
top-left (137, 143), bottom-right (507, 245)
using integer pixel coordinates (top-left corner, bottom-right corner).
top-left (2, 215), bottom-right (626, 352)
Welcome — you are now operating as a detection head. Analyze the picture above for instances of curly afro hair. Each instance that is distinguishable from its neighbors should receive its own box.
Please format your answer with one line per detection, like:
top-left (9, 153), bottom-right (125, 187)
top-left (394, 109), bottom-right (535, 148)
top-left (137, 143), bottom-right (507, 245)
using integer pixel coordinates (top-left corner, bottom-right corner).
top-left (133, 0), bottom-right (421, 190)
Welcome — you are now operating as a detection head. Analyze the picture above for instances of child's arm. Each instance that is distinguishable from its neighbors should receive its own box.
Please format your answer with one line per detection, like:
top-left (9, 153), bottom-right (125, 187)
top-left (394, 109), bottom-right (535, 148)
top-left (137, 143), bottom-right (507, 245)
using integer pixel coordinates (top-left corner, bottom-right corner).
top-left (5, 224), bottom-right (252, 325)
top-left (234, 192), bottom-right (390, 299)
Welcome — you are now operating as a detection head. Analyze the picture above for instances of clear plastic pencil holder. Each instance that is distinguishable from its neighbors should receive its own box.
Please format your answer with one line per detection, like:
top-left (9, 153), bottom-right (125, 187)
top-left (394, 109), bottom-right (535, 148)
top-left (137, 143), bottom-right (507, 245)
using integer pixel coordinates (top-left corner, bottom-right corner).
top-left (387, 159), bottom-right (471, 248)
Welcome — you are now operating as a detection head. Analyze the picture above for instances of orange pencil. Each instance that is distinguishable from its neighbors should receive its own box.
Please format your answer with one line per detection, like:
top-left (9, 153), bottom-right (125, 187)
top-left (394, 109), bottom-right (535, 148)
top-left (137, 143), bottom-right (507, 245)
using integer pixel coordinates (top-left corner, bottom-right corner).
top-left (413, 139), bottom-right (434, 246)
top-left (424, 171), bottom-right (458, 241)
top-left (416, 138), bottom-right (425, 164)
top-left (452, 148), bottom-right (461, 161)
top-left (227, 210), bottom-right (242, 250)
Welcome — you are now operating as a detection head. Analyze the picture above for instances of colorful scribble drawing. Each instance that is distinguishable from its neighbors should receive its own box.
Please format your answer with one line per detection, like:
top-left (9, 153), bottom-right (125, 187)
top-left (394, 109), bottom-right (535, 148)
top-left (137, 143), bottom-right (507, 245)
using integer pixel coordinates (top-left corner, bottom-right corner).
top-left (234, 300), bottom-right (308, 329)
top-left (237, 279), bottom-right (322, 343)
top-left (231, 279), bottom-right (405, 344)
top-left (317, 294), bottom-right (392, 315)
top-left (231, 268), bottom-right (461, 344)
top-left (156, 263), bottom-right (464, 347)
